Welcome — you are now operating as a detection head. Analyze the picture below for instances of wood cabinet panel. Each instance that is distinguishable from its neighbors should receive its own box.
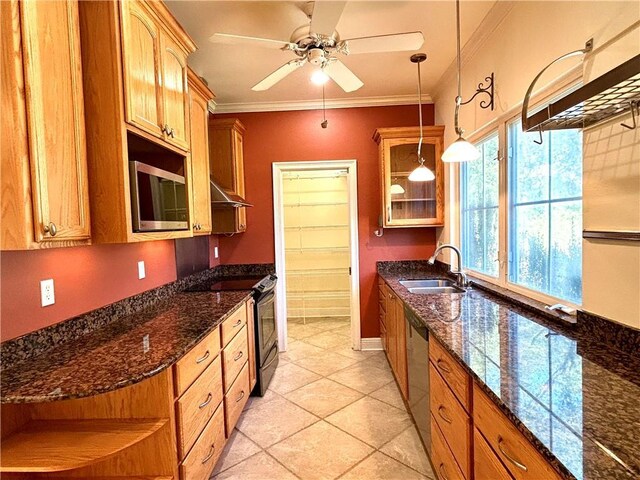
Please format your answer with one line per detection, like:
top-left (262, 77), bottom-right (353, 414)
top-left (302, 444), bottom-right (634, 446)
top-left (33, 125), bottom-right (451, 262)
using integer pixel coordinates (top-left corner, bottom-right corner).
top-left (179, 402), bottom-right (225, 480)
top-left (221, 304), bottom-right (248, 346)
top-left (175, 355), bottom-right (223, 460)
top-left (120, 0), bottom-right (163, 138)
top-left (8, 0), bottom-right (91, 246)
top-left (474, 427), bottom-right (514, 480)
top-left (394, 297), bottom-right (408, 399)
top-left (160, 32), bottom-right (189, 150)
top-left (174, 327), bottom-right (221, 396)
top-left (224, 362), bottom-right (250, 436)
top-left (222, 325), bottom-right (248, 393)
top-left (431, 415), bottom-right (466, 480)
top-left (474, 384), bottom-right (563, 480)
top-left (429, 336), bottom-right (471, 412)
top-left (374, 126), bottom-right (445, 228)
top-left (187, 69), bottom-right (213, 235)
top-left (430, 362), bottom-right (471, 479)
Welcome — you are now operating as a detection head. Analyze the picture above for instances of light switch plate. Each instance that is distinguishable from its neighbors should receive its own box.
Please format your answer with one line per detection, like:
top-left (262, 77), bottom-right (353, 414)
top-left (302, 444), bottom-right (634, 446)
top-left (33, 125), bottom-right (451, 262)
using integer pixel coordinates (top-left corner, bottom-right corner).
top-left (214, 246), bottom-right (219, 258)
top-left (138, 260), bottom-right (146, 279)
top-left (40, 279), bottom-right (55, 307)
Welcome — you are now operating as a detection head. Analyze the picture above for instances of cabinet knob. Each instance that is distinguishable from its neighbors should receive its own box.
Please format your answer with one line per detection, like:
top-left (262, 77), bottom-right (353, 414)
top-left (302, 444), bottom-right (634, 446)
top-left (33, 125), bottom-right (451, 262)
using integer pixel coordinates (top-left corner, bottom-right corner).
top-left (169, 127), bottom-right (175, 138)
top-left (43, 222), bottom-right (57, 237)
top-left (240, 224), bottom-right (246, 229)
top-left (161, 124), bottom-right (168, 134)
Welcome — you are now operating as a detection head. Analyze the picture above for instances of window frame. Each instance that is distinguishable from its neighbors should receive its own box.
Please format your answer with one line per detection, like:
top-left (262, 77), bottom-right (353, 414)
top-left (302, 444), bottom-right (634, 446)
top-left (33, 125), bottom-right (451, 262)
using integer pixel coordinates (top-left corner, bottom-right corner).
top-left (454, 72), bottom-right (583, 308)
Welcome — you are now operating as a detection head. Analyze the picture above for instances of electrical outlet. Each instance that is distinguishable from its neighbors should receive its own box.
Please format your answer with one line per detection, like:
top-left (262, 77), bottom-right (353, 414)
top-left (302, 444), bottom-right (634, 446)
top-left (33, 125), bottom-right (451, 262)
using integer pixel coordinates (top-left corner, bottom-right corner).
top-left (138, 260), bottom-right (146, 279)
top-left (214, 246), bottom-right (219, 259)
top-left (40, 279), bottom-right (55, 307)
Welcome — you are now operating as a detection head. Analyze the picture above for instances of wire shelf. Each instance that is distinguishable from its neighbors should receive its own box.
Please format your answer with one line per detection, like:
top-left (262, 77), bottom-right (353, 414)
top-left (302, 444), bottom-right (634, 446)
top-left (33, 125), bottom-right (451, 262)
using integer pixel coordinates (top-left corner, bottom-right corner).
top-left (524, 54), bottom-right (640, 131)
top-left (285, 224), bottom-right (349, 231)
top-left (287, 268), bottom-right (350, 276)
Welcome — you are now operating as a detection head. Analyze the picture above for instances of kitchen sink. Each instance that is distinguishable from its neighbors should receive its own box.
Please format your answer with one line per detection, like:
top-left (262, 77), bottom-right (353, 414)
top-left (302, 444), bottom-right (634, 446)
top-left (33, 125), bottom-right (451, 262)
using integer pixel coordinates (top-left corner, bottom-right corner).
top-left (407, 286), bottom-right (465, 294)
top-left (399, 279), bottom-right (456, 288)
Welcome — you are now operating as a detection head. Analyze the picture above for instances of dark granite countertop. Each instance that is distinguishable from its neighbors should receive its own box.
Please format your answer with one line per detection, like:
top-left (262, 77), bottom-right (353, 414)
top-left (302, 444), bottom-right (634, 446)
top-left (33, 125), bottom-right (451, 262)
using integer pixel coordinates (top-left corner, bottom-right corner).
top-left (1, 290), bottom-right (251, 403)
top-left (378, 264), bottom-right (640, 480)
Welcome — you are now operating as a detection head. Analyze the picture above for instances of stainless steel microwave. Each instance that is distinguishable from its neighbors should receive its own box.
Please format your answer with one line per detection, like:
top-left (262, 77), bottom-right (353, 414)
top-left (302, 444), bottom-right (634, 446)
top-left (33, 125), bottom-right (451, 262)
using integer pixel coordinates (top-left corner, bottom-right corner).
top-left (129, 161), bottom-right (189, 232)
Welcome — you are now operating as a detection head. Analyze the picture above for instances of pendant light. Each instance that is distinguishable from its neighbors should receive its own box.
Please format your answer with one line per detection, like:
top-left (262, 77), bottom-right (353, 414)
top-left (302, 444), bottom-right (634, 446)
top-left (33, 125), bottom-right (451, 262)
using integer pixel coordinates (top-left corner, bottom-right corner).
top-left (408, 53), bottom-right (435, 182)
top-left (441, 0), bottom-right (481, 163)
top-left (390, 183), bottom-right (405, 195)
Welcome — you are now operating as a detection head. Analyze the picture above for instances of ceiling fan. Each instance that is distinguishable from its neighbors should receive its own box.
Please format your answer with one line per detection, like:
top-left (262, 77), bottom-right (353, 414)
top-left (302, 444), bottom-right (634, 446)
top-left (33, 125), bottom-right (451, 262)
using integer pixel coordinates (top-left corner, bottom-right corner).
top-left (210, 1), bottom-right (424, 93)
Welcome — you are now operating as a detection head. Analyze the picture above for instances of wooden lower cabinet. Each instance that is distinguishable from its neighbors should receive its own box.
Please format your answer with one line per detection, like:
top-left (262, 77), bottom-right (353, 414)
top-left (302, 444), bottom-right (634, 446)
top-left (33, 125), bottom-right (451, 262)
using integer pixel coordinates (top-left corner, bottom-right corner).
top-left (180, 402), bottom-right (226, 480)
top-left (474, 427), bottom-right (514, 480)
top-left (379, 279), bottom-right (408, 400)
top-left (431, 415), bottom-right (466, 480)
top-left (224, 362), bottom-right (250, 435)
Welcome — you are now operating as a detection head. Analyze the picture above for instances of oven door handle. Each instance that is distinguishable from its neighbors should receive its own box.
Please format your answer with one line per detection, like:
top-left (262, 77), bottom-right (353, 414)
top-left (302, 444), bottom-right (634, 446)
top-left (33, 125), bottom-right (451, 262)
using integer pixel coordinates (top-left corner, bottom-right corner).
top-left (261, 342), bottom-right (279, 370)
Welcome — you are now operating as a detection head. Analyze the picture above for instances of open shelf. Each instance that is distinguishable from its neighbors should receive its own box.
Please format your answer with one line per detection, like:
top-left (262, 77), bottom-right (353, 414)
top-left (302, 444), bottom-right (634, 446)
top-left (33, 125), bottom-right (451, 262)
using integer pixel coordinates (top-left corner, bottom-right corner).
top-left (285, 246), bottom-right (349, 253)
top-left (287, 268), bottom-right (349, 276)
top-left (1, 419), bottom-right (167, 473)
top-left (285, 224), bottom-right (349, 231)
top-left (283, 201), bottom-right (348, 207)
top-left (391, 198), bottom-right (436, 202)
top-left (288, 290), bottom-right (350, 299)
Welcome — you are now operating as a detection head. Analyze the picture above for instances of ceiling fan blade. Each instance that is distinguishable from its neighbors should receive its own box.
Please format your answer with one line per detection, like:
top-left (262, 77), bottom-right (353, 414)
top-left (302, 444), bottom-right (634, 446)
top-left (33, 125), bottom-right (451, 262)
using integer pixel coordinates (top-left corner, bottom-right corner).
top-left (324, 60), bottom-right (363, 92)
top-left (210, 33), bottom-right (296, 50)
top-left (341, 31), bottom-right (424, 55)
top-left (310, 1), bottom-right (347, 36)
top-left (252, 60), bottom-right (305, 91)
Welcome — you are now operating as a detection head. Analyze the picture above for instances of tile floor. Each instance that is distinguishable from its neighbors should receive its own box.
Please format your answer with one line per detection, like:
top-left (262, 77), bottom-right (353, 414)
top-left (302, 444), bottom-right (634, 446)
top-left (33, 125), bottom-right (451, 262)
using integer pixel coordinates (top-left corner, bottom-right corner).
top-left (212, 317), bottom-right (435, 480)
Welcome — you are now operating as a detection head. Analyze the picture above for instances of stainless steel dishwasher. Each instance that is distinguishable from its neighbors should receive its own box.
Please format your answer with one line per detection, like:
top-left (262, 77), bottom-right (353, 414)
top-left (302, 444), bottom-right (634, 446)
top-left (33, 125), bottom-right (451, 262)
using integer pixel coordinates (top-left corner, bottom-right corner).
top-left (405, 305), bottom-right (430, 451)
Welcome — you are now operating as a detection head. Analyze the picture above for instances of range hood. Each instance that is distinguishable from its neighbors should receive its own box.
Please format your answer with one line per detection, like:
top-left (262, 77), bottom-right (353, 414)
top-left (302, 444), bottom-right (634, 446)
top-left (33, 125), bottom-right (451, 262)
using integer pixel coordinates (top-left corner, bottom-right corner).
top-left (210, 179), bottom-right (252, 208)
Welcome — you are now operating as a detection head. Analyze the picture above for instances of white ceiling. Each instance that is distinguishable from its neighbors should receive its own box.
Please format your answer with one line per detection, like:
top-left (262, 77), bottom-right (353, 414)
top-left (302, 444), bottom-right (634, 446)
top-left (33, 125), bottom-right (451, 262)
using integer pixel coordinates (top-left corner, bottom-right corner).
top-left (166, 1), bottom-right (497, 110)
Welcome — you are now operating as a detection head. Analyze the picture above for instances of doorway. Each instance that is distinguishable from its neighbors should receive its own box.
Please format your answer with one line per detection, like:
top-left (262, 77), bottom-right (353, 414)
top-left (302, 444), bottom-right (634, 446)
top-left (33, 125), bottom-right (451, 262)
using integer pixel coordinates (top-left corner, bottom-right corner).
top-left (273, 160), bottom-right (360, 353)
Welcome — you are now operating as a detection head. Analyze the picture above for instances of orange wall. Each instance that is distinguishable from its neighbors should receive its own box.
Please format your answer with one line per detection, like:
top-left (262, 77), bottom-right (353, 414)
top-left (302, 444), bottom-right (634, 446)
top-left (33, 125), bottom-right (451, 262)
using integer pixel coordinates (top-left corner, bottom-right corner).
top-left (216, 105), bottom-right (438, 338)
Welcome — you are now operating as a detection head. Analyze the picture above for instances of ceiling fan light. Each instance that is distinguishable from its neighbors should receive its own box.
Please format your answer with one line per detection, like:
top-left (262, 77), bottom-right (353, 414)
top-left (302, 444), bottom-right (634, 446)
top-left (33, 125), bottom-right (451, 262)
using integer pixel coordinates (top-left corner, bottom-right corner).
top-left (311, 69), bottom-right (330, 85)
top-left (442, 135), bottom-right (481, 163)
top-left (390, 183), bottom-right (405, 194)
top-left (408, 164), bottom-right (435, 182)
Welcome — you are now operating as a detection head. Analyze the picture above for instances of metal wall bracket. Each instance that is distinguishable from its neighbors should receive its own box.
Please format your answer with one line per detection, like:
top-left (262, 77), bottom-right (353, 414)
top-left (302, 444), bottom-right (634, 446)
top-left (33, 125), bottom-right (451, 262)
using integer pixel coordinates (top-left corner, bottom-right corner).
top-left (620, 100), bottom-right (638, 130)
top-left (460, 72), bottom-right (494, 110)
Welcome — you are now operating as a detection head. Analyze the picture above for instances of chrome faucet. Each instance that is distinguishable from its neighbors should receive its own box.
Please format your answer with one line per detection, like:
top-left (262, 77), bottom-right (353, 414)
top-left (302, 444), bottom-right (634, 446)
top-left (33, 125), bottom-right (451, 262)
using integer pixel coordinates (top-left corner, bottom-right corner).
top-left (428, 244), bottom-right (467, 288)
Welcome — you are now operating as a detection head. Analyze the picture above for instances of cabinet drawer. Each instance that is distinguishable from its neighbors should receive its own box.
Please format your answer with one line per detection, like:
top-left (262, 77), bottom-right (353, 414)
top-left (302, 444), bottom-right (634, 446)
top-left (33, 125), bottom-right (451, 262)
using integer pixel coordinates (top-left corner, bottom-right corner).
top-left (429, 336), bottom-right (471, 412)
top-left (224, 362), bottom-right (250, 436)
top-left (431, 415), bottom-right (466, 480)
top-left (176, 355), bottom-right (223, 459)
top-left (429, 362), bottom-right (471, 479)
top-left (180, 402), bottom-right (226, 480)
top-left (474, 427), bottom-right (514, 480)
top-left (221, 303), bottom-right (247, 346)
top-left (174, 327), bottom-right (221, 396)
top-left (474, 384), bottom-right (563, 480)
top-left (222, 324), bottom-right (248, 392)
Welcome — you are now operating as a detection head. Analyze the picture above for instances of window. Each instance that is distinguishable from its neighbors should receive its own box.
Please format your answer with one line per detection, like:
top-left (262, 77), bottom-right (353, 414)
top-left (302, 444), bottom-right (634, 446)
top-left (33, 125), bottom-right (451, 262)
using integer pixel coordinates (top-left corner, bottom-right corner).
top-left (508, 121), bottom-right (582, 304)
top-left (458, 84), bottom-right (583, 306)
top-left (461, 133), bottom-right (499, 277)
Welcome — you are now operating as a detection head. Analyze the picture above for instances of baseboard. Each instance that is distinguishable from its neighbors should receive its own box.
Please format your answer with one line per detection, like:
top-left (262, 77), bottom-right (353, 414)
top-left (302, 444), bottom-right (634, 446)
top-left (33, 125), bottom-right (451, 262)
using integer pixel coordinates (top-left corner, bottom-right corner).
top-left (360, 337), bottom-right (383, 351)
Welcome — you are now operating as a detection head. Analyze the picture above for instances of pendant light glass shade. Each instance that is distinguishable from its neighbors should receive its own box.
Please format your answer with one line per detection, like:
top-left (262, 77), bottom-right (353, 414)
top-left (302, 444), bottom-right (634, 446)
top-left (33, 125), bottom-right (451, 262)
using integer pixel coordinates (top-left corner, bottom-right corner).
top-left (408, 164), bottom-right (435, 182)
top-left (442, 135), bottom-right (481, 163)
top-left (390, 183), bottom-right (406, 194)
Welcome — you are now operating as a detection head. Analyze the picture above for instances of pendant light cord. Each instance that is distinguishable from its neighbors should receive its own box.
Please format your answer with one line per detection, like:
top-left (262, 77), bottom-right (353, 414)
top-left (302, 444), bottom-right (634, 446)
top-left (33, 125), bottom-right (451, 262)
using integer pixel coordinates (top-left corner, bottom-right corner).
top-left (417, 58), bottom-right (424, 163)
top-left (454, 0), bottom-right (463, 136)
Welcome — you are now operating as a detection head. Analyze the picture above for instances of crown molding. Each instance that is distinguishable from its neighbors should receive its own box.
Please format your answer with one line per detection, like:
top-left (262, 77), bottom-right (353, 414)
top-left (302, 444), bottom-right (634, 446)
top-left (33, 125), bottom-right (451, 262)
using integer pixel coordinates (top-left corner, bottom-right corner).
top-left (431, 0), bottom-right (516, 102)
top-left (212, 94), bottom-right (434, 114)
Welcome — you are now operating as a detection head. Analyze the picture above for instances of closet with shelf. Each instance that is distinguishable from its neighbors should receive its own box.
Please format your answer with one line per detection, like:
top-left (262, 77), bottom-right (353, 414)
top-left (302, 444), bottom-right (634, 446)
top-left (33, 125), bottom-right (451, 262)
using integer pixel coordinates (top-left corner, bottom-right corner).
top-left (283, 170), bottom-right (351, 322)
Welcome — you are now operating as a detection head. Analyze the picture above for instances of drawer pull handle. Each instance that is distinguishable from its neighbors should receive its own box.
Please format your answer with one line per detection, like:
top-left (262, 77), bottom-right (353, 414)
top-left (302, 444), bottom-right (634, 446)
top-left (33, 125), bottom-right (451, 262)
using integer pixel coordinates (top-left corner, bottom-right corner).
top-left (498, 436), bottom-right (529, 471)
top-left (235, 390), bottom-right (245, 403)
top-left (437, 405), bottom-right (453, 424)
top-left (436, 358), bottom-right (452, 373)
top-left (233, 319), bottom-right (242, 327)
top-left (196, 350), bottom-right (210, 364)
top-left (201, 444), bottom-right (216, 464)
top-left (438, 463), bottom-right (449, 480)
top-left (199, 392), bottom-right (213, 409)
top-left (234, 351), bottom-right (244, 361)
top-left (43, 222), bottom-right (57, 237)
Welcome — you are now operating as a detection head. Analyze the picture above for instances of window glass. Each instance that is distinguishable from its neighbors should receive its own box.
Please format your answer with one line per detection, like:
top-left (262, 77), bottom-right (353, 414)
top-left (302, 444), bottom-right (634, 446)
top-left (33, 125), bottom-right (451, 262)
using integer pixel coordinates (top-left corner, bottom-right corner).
top-left (461, 133), bottom-right (499, 277)
top-left (508, 121), bottom-right (582, 304)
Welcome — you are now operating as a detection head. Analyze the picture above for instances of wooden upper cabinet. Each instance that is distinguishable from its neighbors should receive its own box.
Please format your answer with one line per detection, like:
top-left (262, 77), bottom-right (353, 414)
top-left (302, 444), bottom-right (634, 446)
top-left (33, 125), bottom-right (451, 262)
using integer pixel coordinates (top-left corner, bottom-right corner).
top-left (188, 69), bottom-right (215, 235)
top-left (209, 118), bottom-right (248, 234)
top-left (1, 0), bottom-right (91, 250)
top-left (119, 0), bottom-right (193, 152)
top-left (374, 126), bottom-right (445, 228)
top-left (120, 0), bottom-right (163, 138)
top-left (160, 33), bottom-right (189, 150)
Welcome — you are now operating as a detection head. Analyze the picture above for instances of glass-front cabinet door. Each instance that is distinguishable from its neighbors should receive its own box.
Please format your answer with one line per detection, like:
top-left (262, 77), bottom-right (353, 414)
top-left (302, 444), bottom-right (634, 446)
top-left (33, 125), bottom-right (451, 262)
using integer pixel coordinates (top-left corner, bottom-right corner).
top-left (374, 126), bottom-right (445, 227)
